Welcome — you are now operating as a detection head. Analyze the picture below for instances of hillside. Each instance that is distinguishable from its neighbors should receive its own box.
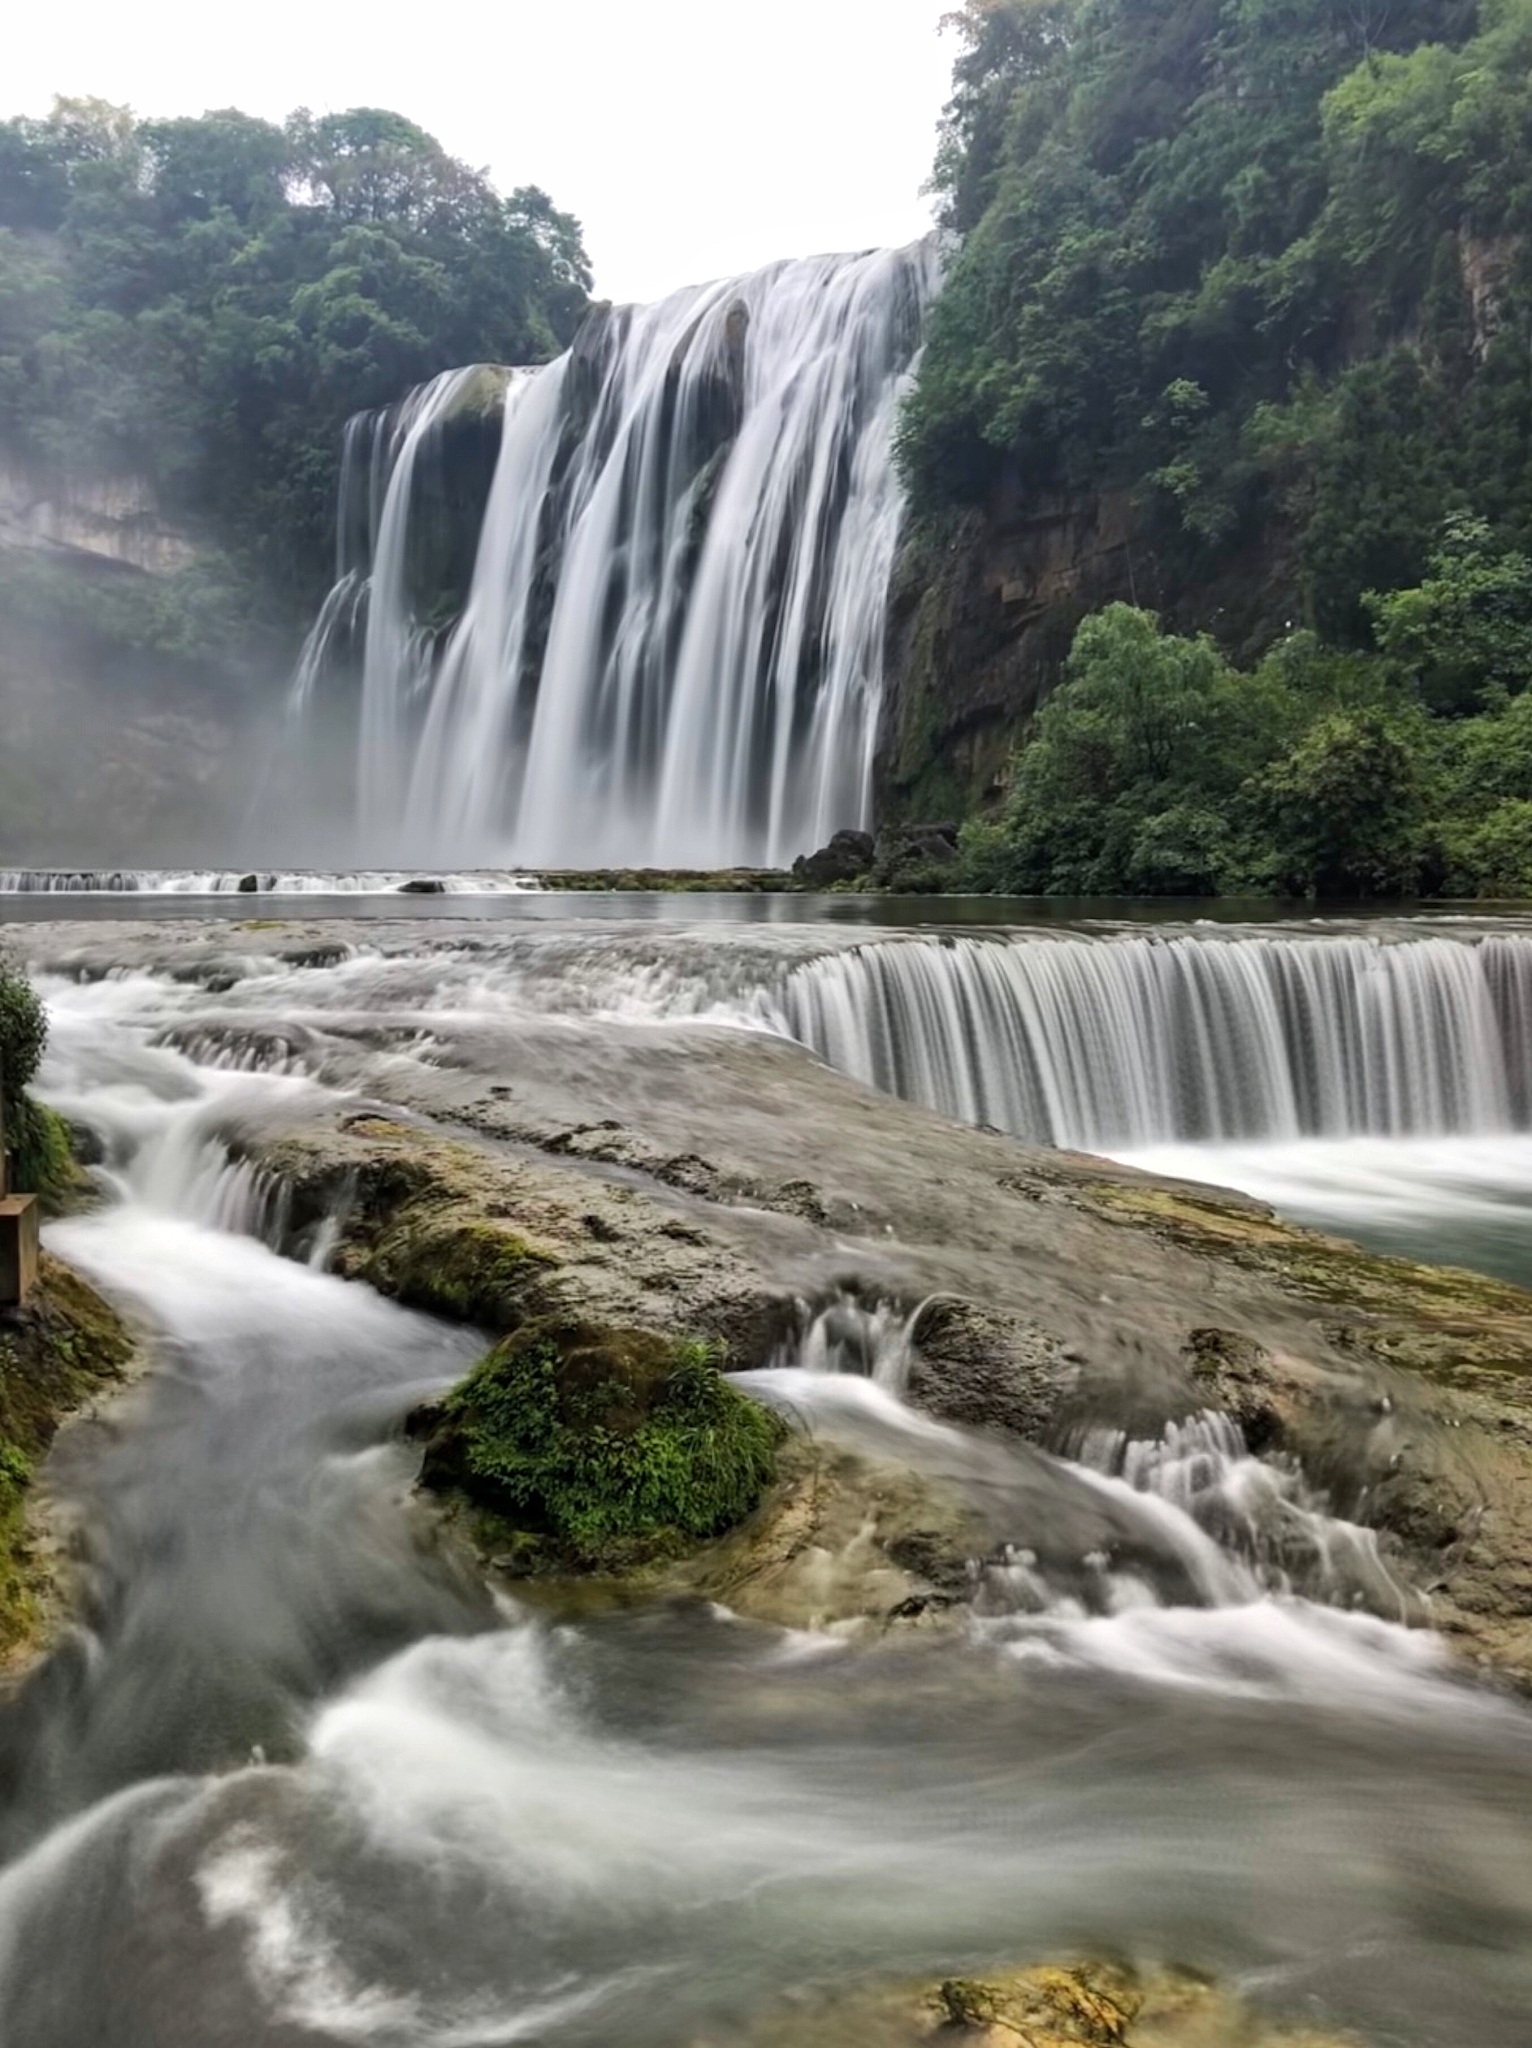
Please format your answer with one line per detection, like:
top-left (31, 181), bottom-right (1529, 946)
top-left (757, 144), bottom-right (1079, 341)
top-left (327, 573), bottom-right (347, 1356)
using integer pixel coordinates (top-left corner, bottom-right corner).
top-left (886, 0), bottom-right (1532, 896)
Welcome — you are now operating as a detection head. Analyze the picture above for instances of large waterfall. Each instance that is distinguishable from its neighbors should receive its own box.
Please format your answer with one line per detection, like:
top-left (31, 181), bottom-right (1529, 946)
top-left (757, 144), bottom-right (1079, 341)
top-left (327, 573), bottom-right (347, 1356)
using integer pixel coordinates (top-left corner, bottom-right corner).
top-left (762, 931), bottom-right (1532, 1148)
top-left (294, 244), bottom-right (939, 868)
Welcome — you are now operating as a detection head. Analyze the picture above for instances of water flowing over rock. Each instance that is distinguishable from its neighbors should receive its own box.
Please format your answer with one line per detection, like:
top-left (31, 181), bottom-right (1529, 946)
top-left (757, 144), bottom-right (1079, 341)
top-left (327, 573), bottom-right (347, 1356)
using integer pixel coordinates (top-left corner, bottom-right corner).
top-left (292, 244), bottom-right (940, 868)
top-left (763, 930), bottom-right (1532, 1147)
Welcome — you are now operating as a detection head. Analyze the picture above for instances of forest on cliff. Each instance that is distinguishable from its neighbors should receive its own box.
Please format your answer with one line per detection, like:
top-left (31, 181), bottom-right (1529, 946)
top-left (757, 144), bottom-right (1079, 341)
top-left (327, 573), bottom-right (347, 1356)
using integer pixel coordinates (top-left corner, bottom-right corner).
top-left (0, 100), bottom-right (589, 675)
top-left (7, 5), bottom-right (1532, 893)
top-left (900, 0), bottom-right (1532, 896)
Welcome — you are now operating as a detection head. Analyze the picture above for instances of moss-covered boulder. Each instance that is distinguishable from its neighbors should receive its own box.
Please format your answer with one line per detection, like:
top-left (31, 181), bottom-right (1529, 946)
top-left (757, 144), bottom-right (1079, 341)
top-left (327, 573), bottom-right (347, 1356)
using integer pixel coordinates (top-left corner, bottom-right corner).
top-left (417, 1319), bottom-right (784, 1573)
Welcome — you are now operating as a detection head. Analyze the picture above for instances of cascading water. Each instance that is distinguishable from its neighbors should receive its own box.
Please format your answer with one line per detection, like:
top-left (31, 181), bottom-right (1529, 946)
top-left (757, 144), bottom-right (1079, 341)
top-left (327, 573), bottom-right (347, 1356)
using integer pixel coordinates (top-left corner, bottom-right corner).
top-left (9, 928), bottom-right (1532, 2043)
top-left (295, 243), bottom-right (940, 868)
top-left (762, 930), bottom-right (1532, 1146)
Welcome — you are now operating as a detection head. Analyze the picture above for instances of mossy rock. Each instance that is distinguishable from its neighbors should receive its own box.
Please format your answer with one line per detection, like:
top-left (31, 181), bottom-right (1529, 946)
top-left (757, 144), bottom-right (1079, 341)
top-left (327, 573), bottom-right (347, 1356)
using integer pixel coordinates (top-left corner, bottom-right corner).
top-left (365, 1210), bottom-right (561, 1328)
top-left (418, 1319), bottom-right (784, 1572)
top-left (0, 1254), bottom-right (134, 1666)
top-left (713, 1960), bottom-right (1360, 2047)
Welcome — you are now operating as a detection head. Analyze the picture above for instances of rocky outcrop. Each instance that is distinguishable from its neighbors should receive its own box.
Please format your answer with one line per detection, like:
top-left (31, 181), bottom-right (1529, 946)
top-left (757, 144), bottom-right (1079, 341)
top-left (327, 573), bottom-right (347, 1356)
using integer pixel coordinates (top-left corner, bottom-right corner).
top-left (879, 496), bottom-right (1141, 823)
top-left (0, 453), bottom-right (201, 576)
top-left (792, 829), bottom-right (875, 889)
top-left (879, 488), bottom-right (1299, 827)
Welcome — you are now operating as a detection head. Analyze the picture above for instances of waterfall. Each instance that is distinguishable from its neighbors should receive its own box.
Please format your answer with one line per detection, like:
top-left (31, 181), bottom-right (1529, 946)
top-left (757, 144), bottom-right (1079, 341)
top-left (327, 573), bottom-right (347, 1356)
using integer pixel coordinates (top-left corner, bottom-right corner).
top-left (762, 932), bottom-right (1532, 1147)
top-left (295, 242), bottom-right (939, 868)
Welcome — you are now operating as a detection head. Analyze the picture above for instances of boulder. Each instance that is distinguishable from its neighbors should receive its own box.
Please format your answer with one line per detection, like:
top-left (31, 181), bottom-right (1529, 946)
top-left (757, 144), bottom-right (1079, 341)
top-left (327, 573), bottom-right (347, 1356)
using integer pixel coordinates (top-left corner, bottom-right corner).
top-left (871, 821), bottom-right (960, 891)
top-left (791, 828), bottom-right (875, 888)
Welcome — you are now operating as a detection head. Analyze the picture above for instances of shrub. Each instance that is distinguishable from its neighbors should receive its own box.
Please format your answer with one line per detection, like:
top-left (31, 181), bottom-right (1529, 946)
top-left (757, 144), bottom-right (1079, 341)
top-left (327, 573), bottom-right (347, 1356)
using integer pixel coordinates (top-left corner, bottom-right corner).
top-left (0, 960), bottom-right (73, 1201)
top-left (1439, 798), bottom-right (1532, 897)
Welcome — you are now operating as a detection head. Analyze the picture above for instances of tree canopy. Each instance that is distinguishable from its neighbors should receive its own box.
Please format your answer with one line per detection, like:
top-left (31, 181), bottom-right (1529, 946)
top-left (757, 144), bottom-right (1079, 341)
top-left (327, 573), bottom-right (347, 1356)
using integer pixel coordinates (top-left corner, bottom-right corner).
top-left (903, 0), bottom-right (1532, 645)
top-left (0, 97), bottom-right (590, 621)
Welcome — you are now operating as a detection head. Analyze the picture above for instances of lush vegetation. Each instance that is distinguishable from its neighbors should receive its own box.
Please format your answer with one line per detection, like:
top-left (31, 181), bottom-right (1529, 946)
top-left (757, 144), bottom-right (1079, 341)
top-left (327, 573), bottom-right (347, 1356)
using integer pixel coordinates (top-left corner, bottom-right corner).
top-left (0, 98), bottom-right (590, 646)
top-left (0, 960), bottom-right (72, 1200)
top-left (908, 0), bottom-right (1532, 895)
top-left (959, 570), bottom-right (1532, 896)
top-left (420, 1320), bottom-right (784, 1571)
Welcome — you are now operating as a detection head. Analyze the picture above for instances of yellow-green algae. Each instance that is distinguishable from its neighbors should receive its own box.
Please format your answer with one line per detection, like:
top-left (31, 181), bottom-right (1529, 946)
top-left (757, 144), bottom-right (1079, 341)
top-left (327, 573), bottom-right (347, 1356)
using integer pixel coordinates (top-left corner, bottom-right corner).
top-left (700, 1960), bottom-right (1360, 2047)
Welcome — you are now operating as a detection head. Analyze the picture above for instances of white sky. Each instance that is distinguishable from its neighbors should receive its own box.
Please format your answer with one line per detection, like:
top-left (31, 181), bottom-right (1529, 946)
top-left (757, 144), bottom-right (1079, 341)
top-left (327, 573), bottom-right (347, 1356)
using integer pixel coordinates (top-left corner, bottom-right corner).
top-left (7, 0), bottom-right (957, 304)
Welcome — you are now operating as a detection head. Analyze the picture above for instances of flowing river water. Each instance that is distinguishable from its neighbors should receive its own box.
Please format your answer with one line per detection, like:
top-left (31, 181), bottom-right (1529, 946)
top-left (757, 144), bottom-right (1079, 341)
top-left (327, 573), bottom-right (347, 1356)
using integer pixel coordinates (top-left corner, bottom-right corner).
top-left (3, 903), bottom-right (1532, 2043)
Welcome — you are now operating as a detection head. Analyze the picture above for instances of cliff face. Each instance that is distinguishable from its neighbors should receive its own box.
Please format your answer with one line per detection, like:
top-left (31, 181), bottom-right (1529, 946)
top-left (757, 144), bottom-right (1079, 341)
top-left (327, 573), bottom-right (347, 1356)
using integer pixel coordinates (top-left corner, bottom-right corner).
top-left (0, 455), bottom-right (260, 864)
top-left (879, 479), bottom-right (1306, 827)
top-left (880, 492), bottom-right (1138, 822)
top-left (0, 456), bottom-right (201, 577)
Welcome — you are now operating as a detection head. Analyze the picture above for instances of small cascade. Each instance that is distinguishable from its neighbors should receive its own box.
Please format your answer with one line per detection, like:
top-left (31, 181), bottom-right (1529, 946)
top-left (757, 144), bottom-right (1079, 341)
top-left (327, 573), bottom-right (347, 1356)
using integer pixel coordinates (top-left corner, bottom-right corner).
top-left (295, 242), bottom-right (940, 868)
top-left (771, 1289), bottom-right (918, 1392)
top-left (1065, 1409), bottom-right (1406, 1613)
top-left (763, 930), bottom-right (1532, 1147)
top-left (742, 1293), bottom-right (1413, 1627)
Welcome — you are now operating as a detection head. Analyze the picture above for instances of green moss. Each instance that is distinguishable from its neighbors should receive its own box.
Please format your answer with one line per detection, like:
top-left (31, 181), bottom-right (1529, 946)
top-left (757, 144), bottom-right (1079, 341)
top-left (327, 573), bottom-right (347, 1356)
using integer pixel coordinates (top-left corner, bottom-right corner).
top-left (422, 1320), bottom-right (784, 1570)
top-left (11, 1099), bottom-right (81, 1210)
top-left (367, 1214), bottom-right (560, 1329)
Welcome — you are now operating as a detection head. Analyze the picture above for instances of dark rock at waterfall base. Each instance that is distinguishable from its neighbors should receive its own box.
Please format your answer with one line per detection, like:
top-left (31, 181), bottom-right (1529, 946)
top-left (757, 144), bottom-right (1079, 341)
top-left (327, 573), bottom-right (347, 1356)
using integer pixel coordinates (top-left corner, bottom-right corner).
top-left (237, 873), bottom-right (259, 893)
top-left (791, 829), bottom-right (874, 889)
top-left (871, 821), bottom-right (960, 892)
top-left (398, 878), bottom-right (447, 895)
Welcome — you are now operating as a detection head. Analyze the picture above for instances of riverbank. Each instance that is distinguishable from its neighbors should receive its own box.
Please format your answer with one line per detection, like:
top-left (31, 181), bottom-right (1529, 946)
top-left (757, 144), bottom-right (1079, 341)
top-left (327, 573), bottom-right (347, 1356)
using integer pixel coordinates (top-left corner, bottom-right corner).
top-left (0, 1254), bottom-right (133, 1673)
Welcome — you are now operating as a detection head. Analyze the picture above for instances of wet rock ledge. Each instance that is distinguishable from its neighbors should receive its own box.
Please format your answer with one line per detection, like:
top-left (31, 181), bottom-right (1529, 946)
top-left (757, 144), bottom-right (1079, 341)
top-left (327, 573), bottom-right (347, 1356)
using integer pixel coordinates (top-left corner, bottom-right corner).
top-left (224, 1014), bottom-right (1532, 1673)
top-left (22, 913), bottom-right (1532, 1677)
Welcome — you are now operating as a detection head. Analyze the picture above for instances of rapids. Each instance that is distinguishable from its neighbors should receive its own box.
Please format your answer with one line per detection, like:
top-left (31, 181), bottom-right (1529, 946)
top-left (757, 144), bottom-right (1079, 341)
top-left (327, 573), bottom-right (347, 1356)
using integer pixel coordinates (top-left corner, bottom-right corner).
top-left (2, 920), bottom-right (1532, 2042)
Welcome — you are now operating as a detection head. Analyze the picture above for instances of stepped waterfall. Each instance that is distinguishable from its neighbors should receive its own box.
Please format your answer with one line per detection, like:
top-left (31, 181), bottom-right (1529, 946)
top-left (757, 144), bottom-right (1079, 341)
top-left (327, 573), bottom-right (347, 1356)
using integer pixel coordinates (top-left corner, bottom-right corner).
top-left (761, 931), bottom-right (1532, 1148)
top-left (294, 243), bottom-right (939, 867)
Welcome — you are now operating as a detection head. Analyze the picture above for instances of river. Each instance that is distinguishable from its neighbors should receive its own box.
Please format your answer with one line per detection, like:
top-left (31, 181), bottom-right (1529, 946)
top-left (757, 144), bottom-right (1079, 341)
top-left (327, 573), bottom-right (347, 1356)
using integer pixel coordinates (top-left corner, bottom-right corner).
top-left (1, 897), bottom-right (1531, 2044)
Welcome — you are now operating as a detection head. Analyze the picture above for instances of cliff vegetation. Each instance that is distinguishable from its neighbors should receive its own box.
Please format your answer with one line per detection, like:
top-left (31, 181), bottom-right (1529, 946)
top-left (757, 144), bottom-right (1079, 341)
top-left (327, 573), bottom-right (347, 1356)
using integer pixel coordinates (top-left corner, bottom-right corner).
top-left (0, 97), bottom-right (590, 649)
top-left (894, 0), bottom-right (1532, 894)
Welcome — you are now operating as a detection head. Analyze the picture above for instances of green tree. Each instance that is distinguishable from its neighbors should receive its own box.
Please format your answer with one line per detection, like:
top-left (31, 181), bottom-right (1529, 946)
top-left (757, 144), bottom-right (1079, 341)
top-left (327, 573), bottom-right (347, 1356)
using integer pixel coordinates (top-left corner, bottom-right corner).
top-left (0, 97), bottom-right (591, 626)
top-left (0, 961), bottom-right (71, 1199)
top-left (1256, 709), bottom-right (1430, 897)
top-left (989, 604), bottom-right (1294, 892)
top-left (1367, 513), bottom-right (1532, 710)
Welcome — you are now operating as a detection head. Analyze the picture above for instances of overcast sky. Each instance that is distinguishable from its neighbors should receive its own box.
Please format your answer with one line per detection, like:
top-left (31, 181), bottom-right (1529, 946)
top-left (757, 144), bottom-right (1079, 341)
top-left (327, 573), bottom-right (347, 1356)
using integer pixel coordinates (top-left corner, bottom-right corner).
top-left (8, 0), bottom-right (957, 303)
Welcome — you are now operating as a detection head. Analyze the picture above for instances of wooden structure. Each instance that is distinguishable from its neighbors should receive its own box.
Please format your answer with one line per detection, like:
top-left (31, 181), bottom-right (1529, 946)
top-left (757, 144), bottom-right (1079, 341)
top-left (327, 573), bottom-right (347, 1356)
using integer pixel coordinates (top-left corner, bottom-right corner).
top-left (0, 1059), bottom-right (38, 1307)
